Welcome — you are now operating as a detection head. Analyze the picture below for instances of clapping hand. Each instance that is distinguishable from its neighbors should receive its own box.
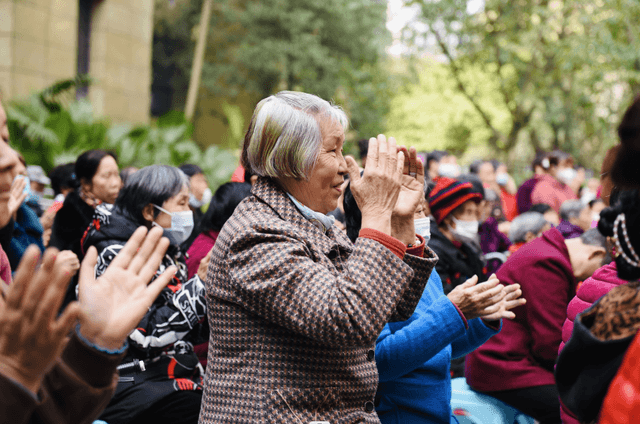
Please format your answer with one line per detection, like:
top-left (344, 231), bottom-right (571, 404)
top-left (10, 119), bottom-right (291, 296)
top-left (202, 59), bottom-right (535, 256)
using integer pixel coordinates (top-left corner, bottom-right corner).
top-left (447, 274), bottom-right (525, 321)
top-left (8, 176), bottom-right (27, 220)
top-left (0, 247), bottom-right (81, 394)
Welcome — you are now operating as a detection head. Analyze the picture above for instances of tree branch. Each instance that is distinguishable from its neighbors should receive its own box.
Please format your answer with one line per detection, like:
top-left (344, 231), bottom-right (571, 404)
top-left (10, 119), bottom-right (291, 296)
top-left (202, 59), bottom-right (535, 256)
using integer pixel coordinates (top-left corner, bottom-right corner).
top-left (432, 28), bottom-right (505, 151)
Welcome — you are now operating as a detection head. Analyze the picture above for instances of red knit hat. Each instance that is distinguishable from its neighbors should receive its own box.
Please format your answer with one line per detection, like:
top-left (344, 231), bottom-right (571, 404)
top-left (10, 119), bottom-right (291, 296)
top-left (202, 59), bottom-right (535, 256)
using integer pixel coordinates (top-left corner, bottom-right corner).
top-left (428, 177), bottom-right (482, 224)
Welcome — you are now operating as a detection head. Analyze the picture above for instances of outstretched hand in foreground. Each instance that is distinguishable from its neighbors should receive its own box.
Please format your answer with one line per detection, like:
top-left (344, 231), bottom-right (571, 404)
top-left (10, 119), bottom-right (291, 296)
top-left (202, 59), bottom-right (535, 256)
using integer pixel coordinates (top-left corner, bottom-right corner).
top-left (0, 226), bottom-right (175, 395)
top-left (77, 226), bottom-right (177, 351)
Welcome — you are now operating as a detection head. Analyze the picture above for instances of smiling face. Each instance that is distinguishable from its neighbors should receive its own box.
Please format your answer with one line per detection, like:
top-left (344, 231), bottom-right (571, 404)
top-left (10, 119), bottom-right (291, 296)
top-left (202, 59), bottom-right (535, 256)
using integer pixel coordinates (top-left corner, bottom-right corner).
top-left (281, 117), bottom-right (348, 214)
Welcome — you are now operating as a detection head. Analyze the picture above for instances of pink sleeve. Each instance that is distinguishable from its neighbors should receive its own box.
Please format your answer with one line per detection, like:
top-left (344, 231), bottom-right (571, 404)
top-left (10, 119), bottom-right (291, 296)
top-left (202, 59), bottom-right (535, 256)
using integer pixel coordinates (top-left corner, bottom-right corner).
top-left (0, 245), bottom-right (11, 285)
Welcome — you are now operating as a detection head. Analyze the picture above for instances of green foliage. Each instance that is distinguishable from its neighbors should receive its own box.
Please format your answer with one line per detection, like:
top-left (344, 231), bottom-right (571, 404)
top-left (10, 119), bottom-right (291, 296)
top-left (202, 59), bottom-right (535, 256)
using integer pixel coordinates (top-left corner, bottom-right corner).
top-left (7, 78), bottom-right (237, 189)
top-left (403, 0), bottom-right (640, 169)
top-left (153, 0), bottom-right (394, 142)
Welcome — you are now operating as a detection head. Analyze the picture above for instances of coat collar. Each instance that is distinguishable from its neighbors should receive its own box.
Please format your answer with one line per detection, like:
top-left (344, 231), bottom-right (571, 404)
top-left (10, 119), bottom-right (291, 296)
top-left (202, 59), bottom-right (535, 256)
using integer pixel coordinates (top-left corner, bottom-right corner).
top-left (251, 177), bottom-right (353, 256)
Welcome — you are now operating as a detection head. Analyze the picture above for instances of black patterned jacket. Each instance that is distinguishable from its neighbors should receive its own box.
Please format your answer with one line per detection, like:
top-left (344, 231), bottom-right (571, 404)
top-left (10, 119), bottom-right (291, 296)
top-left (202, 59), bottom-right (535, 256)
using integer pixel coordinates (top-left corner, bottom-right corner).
top-left (198, 177), bottom-right (437, 424)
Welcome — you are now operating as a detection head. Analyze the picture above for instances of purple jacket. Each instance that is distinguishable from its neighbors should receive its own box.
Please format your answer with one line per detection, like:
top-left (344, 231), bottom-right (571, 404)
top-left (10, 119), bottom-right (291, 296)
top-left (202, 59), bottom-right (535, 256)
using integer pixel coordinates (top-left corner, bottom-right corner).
top-left (466, 228), bottom-right (576, 392)
top-left (516, 176), bottom-right (540, 215)
top-left (557, 220), bottom-right (584, 240)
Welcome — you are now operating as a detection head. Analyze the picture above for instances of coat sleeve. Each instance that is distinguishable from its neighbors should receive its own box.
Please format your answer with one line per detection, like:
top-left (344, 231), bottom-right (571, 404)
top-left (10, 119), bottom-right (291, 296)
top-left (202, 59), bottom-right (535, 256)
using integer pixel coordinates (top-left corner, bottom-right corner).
top-left (450, 317), bottom-right (501, 359)
top-left (94, 244), bottom-right (207, 351)
top-left (520, 257), bottom-right (573, 370)
top-left (218, 227), bottom-right (436, 348)
top-left (375, 275), bottom-right (466, 382)
top-left (0, 334), bottom-right (124, 424)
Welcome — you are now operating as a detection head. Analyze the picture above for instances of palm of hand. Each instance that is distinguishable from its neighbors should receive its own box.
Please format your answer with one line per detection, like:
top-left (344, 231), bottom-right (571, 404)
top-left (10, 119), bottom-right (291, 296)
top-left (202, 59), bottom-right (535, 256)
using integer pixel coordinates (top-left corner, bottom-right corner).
top-left (394, 173), bottom-right (423, 217)
top-left (78, 266), bottom-right (161, 347)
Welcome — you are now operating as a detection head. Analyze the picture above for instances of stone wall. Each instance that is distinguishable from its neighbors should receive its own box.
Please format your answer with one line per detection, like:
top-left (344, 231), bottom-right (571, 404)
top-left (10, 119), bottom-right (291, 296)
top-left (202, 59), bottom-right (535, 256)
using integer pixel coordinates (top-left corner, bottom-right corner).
top-left (0, 0), bottom-right (154, 123)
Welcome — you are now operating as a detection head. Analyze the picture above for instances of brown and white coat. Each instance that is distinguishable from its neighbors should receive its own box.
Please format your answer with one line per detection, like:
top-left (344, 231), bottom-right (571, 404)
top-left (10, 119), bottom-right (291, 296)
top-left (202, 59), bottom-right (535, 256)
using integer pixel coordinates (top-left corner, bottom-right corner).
top-left (199, 177), bottom-right (437, 424)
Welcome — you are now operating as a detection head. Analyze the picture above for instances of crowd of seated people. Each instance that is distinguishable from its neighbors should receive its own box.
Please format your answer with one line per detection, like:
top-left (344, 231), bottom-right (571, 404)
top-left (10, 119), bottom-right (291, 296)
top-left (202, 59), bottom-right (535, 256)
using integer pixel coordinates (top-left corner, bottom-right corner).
top-left (4, 87), bottom-right (640, 424)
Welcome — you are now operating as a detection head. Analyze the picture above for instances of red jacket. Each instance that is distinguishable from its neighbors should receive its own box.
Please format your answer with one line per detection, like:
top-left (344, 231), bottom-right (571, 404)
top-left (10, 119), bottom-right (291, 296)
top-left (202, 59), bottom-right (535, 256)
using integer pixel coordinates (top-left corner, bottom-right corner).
top-left (466, 228), bottom-right (576, 392)
top-left (558, 262), bottom-right (627, 424)
top-left (599, 330), bottom-right (640, 424)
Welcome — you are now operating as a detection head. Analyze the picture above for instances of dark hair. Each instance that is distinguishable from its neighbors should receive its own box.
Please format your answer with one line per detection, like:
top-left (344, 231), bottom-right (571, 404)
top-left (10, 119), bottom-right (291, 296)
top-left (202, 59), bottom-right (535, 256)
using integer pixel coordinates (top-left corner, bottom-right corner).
top-left (468, 160), bottom-right (485, 175)
top-left (489, 159), bottom-right (501, 172)
top-left (75, 150), bottom-right (117, 188)
top-left (357, 139), bottom-right (369, 161)
top-left (199, 182), bottom-right (252, 233)
top-left (457, 174), bottom-right (485, 200)
top-left (530, 203), bottom-right (553, 215)
top-left (115, 165), bottom-right (189, 226)
top-left (120, 167), bottom-right (138, 185)
top-left (49, 162), bottom-right (76, 195)
top-left (532, 151), bottom-right (549, 172)
top-left (598, 190), bottom-right (640, 280)
top-left (426, 150), bottom-right (448, 169)
top-left (612, 95), bottom-right (640, 188)
top-left (343, 179), bottom-right (361, 243)
top-left (179, 163), bottom-right (203, 178)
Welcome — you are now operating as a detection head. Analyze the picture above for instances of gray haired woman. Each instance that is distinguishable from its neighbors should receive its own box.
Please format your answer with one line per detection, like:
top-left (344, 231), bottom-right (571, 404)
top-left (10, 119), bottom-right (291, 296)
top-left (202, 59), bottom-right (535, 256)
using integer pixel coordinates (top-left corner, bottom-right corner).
top-left (198, 91), bottom-right (438, 423)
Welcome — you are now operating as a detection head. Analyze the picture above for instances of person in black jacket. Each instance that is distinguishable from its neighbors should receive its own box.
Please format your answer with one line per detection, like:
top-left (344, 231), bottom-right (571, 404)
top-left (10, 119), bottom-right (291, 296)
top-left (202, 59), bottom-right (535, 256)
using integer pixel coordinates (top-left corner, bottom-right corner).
top-left (83, 165), bottom-right (208, 424)
top-left (427, 177), bottom-right (488, 294)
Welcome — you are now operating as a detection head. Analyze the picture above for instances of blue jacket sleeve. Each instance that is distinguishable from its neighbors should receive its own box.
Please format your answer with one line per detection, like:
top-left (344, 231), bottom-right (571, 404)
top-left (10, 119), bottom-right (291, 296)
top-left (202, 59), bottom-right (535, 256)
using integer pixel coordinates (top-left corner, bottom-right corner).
top-left (375, 272), bottom-right (468, 382)
top-left (450, 317), bottom-right (501, 359)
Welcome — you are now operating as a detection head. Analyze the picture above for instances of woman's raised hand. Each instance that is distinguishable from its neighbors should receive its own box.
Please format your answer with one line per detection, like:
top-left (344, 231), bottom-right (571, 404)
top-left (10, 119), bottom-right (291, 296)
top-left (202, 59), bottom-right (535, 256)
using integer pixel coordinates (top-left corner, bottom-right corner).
top-left (345, 135), bottom-right (405, 236)
top-left (77, 226), bottom-right (176, 351)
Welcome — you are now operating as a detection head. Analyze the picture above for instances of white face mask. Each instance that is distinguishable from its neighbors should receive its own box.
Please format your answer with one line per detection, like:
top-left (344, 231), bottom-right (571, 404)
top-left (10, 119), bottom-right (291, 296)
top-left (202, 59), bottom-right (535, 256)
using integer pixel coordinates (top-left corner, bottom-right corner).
top-left (449, 216), bottom-right (479, 243)
top-left (438, 163), bottom-right (461, 178)
top-left (414, 217), bottom-right (431, 244)
top-left (153, 204), bottom-right (194, 244)
top-left (557, 168), bottom-right (577, 184)
top-left (496, 173), bottom-right (509, 186)
top-left (189, 187), bottom-right (213, 209)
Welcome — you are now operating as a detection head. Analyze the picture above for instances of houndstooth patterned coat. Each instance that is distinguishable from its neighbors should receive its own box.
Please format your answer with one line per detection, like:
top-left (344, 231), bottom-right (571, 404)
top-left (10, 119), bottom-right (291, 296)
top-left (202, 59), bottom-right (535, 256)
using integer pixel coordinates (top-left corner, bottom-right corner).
top-left (198, 177), bottom-right (437, 424)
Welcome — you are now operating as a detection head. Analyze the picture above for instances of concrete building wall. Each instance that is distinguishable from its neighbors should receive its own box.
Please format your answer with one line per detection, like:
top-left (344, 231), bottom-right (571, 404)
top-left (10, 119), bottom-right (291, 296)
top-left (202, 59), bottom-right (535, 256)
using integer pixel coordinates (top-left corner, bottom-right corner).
top-left (0, 0), bottom-right (154, 123)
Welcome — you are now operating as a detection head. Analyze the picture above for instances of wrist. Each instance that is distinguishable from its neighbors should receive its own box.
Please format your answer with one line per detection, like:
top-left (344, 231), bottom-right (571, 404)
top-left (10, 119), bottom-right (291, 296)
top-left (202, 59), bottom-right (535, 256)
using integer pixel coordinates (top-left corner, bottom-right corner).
top-left (0, 362), bottom-right (43, 395)
top-left (76, 323), bottom-right (126, 353)
top-left (361, 215), bottom-right (391, 236)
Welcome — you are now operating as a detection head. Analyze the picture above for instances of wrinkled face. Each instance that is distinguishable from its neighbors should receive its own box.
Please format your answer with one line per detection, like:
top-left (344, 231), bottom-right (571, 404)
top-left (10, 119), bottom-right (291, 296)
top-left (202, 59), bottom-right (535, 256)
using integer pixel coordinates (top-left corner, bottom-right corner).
top-left (155, 185), bottom-right (190, 228)
top-left (445, 200), bottom-right (478, 229)
top-left (284, 117), bottom-right (347, 214)
top-left (190, 173), bottom-right (208, 202)
top-left (0, 103), bottom-right (22, 208)
top-left (85, 156), bottom-right (121, 204)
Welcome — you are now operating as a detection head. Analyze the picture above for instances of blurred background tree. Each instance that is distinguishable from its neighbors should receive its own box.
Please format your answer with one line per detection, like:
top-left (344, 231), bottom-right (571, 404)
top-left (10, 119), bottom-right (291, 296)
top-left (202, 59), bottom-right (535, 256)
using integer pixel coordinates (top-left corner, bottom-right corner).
top-left (152, 0), bottom-right (395, 150)
top-left (400, 0), bottom-right (640, 170)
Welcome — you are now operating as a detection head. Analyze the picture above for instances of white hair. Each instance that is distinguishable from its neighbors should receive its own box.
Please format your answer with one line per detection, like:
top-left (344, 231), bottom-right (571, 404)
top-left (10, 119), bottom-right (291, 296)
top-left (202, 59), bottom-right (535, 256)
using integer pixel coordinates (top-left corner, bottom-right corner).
top-left (243, 91), bottom-right (349, 180)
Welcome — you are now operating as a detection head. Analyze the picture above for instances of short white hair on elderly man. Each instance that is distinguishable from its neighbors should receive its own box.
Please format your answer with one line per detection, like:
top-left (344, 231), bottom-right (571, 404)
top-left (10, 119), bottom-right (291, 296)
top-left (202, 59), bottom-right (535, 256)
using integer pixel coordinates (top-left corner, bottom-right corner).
top-left (242, 91), bottom-right (349, 181)
top-left (509, 211), bottom-right (549, 244)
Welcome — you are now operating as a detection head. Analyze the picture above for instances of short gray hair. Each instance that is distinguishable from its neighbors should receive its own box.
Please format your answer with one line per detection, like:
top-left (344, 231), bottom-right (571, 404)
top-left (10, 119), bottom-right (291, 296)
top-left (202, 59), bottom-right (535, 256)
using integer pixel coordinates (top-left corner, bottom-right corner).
top-left (509, 212), bottom-right (549, 243)
top-left (560, 199), bottom-right (584, 221)
top-left (241, 91), bottom-right (349, 180)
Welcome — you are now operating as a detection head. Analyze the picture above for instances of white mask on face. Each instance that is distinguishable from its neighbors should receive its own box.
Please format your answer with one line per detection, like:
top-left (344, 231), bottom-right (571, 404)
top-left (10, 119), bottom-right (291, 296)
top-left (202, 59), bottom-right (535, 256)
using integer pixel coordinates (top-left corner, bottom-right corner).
top-left (189, 187), bottom-right (213, 209)
top-left (557, 168), bottom-right (577, 184)
top-left (449, 216), bottom-right (479, 243)
top-left (414, 217), bottom-right (431, 244)
top-left (438, 163), bottom-right (461, 178)
top-left (496, 173), bottom-right (509, 186)
top-left (153, 204), bottom-right (194, 244)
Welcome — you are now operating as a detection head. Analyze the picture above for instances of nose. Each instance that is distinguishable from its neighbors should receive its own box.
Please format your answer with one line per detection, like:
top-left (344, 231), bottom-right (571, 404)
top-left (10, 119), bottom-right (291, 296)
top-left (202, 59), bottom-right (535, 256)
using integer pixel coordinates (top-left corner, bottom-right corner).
top-left (338, 153), bottom-right (348, 175)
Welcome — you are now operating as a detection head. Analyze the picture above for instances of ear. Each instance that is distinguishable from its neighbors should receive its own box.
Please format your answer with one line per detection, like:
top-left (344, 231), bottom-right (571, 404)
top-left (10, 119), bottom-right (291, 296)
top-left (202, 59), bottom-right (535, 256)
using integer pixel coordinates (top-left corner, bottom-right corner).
top-left (142, 204), bottom-right (155, 223)
top-left (589, 246), bottom-right (606, 262)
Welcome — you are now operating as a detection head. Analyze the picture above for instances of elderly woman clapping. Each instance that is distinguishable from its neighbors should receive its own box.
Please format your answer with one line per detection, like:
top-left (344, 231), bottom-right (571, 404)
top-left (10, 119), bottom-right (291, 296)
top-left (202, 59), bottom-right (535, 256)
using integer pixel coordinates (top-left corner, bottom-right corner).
top-left (198, 91), bottom-right (438, 423)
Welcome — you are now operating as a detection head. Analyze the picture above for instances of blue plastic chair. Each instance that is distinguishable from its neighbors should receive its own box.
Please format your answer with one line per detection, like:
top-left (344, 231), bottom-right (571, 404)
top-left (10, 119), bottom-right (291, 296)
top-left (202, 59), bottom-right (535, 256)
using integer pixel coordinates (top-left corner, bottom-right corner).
top-left (450, 378), bottom-right (536, 424)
